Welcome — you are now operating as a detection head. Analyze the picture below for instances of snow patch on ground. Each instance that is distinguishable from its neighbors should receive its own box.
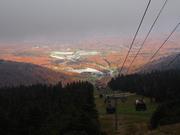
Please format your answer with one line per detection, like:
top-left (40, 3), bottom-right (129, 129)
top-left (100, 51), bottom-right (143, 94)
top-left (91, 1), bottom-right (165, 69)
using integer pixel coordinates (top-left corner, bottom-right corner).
top-left (68, 68), bottom-right (103, 75)
top-left (50, 50), bottom-right (100, 61)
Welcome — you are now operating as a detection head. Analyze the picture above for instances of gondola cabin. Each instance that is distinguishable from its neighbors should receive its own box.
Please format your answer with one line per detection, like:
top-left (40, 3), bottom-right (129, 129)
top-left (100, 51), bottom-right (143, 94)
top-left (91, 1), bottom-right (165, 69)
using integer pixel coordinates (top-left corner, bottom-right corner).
top-left (135, 99), bottom-right (147, 111)
top-left (106, 99), bottom-right (116, 114)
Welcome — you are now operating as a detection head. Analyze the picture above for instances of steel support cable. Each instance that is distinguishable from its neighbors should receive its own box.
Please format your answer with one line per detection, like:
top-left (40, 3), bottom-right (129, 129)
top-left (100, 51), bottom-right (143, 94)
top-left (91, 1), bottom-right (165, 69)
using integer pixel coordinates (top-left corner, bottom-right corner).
top-left (138, 22), bottom-right (180, 72)
top-left (119, 0), bottom-right (152, 74)
top-left (127, 0), bottom-right (168, 73)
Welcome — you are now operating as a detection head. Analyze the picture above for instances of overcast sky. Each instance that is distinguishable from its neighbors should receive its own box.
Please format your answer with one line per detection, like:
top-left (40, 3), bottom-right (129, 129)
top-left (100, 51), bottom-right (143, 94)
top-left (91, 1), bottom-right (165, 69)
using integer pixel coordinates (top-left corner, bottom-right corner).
top-left (0, 0), bottom-right (179, 42)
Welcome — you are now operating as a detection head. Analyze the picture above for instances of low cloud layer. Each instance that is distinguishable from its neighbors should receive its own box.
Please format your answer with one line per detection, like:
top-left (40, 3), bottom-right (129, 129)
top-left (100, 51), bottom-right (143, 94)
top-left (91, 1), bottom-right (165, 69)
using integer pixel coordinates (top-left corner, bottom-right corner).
top-left (0, 0), bottom-right (179, 42)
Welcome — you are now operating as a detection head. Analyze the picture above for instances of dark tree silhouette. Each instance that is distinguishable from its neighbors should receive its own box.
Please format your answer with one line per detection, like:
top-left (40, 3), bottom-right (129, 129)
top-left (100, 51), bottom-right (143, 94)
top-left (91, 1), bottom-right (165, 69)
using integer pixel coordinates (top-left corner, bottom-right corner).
top-left (0, 81), bottom-right (102, 135)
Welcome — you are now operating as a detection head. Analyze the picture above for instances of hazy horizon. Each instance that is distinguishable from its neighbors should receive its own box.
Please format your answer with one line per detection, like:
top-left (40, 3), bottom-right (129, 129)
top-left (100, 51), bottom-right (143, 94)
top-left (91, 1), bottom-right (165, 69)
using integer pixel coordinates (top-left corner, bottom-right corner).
top-left (0, 0), bottom-right (180, 43)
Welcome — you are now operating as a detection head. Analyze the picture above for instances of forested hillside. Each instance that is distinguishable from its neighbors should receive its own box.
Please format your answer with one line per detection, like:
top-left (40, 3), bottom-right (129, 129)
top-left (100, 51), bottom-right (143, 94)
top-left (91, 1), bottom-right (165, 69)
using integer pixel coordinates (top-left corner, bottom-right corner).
top-left (0, 81), bottom-right (103, 135)
top-left (140, 53), bottom-right (180, 72)
top-left (108, 70), bottom-right (180, 129)
top-left (0, 60), bottom-right (68, 87)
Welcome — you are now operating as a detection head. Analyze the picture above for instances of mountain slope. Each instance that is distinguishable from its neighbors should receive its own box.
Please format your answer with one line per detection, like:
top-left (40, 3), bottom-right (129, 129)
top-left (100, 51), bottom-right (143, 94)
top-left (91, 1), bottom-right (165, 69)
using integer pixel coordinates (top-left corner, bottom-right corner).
top-left (0, 60), bottom-right (68, 87)
top-left (140, 53), bottom-right (180, 72)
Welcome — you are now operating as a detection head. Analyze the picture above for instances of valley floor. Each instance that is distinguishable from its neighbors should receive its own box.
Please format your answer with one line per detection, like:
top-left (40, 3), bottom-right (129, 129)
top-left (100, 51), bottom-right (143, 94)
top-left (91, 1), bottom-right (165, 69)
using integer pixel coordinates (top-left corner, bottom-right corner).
top-left (95, 94), bottom-right (180, 135)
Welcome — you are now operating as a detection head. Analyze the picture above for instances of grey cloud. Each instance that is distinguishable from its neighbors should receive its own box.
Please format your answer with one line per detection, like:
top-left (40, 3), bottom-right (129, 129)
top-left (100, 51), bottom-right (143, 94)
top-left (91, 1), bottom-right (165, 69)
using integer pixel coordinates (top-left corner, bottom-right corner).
top-left (0, 0), bottom-right (179, 41)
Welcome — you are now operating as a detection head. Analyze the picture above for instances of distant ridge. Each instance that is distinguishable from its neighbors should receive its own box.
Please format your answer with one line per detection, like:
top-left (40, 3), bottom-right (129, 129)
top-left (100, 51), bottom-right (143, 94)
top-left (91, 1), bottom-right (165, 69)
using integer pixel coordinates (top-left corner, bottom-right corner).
top-left (139, 53), bottom-right (180, 72)
top-left (0, 60), bottom-right (68, 87)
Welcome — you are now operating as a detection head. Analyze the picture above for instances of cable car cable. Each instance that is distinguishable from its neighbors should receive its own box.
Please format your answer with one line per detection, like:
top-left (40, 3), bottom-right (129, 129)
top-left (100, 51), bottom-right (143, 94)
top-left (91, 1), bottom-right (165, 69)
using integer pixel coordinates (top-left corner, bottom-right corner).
top-left (119, 0), bottom-right (152, 74)
top-left (127, 0), bottom-right (168, 73)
